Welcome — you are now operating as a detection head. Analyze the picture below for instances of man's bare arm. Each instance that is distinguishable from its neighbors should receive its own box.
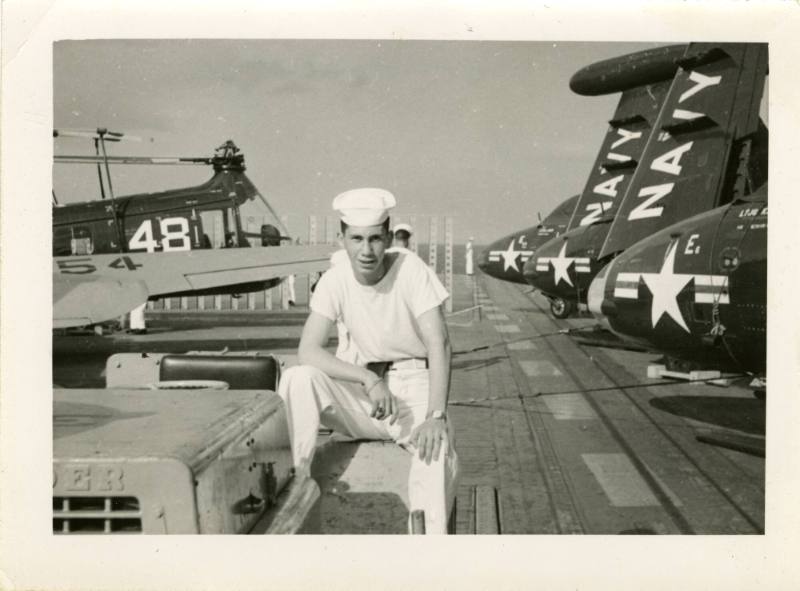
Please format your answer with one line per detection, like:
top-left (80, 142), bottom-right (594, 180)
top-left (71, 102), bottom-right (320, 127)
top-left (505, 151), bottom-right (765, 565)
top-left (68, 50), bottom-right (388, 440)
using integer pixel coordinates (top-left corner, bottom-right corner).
top-left (417, 305), bottom-right (451, 414)
top-left (412, 305), bottom-right (452, 463)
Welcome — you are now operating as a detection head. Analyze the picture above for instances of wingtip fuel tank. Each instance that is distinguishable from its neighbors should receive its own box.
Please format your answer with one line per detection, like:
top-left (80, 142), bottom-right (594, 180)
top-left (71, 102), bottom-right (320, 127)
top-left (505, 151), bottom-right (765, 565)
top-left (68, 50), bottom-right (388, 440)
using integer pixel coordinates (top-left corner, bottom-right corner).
top-left (569, 44), bottom-right (687, 96)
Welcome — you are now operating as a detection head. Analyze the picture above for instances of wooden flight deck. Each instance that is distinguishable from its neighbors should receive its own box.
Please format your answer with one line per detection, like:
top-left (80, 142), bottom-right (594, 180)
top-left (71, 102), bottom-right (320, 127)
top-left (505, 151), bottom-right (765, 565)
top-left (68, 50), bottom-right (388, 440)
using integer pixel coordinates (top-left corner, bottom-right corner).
top-left (53, 273), bottom-right (765, 534)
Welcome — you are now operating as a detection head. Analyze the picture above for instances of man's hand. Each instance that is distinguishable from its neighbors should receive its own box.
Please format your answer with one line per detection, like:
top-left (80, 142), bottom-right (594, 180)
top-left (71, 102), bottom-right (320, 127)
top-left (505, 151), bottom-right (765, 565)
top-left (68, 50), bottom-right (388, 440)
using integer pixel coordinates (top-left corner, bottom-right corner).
top-left (410, 417), bottom-right (448, 464)
top-left (367, 379), bottom-right (398, 424)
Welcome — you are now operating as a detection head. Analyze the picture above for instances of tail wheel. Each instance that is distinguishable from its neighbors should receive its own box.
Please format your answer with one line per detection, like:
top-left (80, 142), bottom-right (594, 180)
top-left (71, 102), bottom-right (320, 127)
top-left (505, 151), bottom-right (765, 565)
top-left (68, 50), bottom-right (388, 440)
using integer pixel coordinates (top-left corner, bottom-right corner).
top-left (550, 297), bottom-right (574, 319)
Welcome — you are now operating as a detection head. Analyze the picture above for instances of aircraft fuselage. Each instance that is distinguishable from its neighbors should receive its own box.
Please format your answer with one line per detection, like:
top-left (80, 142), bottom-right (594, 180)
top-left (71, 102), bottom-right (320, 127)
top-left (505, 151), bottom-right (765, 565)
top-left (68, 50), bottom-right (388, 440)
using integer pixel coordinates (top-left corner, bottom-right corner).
top-left (477, 194), bottom-right (579, 285)
top-left (53, 169), bottom-right (283, 297)
top-left (588, 194), bottom-right (767, 374)
top-left (522, 220), bottom-right (613, 305)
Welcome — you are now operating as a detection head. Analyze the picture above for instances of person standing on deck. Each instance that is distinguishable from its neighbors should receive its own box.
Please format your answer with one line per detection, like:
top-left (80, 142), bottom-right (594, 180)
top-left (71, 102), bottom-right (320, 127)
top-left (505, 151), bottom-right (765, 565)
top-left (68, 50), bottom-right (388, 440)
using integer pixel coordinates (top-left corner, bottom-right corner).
top-left (128, 302), bottom-right (147, 335)
top-left (392, 223), bottom-right (413, 250)
top-left (465, 236), bottom-right (474, 276)
top-left (277, 188), bottom-right (459, 534)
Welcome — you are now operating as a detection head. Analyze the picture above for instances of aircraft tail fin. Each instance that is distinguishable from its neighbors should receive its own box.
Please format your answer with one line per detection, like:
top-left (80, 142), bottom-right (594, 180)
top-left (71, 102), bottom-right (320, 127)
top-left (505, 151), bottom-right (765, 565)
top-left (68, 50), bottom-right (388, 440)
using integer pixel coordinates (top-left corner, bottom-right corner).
top-left (566, 79), bottom-right (673, 231)
top-left (598, 43), bottom-right (768, 259)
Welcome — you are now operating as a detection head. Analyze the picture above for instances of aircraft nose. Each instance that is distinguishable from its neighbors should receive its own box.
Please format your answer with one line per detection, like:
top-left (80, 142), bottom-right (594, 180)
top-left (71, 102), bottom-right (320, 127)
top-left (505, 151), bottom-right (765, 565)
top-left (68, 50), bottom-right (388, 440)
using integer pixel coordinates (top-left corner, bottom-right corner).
top-left (521, 255), bottom-right (539, 284)
top-left (476, 247), bottom-right (492, 273)
top-left (587, 262), bottom-right (613, 329)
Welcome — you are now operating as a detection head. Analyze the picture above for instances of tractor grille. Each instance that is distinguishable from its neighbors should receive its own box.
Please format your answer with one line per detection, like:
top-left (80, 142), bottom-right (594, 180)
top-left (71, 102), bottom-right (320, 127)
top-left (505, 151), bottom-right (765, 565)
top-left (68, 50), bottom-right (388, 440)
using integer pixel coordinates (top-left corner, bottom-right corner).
top-left (53, 496), bottom-right (142, 534)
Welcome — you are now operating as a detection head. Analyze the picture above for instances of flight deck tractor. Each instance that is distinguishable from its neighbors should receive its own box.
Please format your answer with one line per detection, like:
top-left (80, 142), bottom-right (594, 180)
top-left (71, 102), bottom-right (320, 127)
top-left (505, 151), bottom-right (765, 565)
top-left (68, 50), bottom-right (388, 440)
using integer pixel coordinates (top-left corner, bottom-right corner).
top-left (53, 353), bottom-right (310, 534)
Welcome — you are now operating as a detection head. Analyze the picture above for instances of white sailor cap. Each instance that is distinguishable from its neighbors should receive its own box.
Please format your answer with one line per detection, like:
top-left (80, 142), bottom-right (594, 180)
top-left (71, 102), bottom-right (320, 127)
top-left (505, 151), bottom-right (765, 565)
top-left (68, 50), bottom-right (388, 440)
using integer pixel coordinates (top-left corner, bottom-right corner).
top-left (392, 223), bottom-right (413, 236)
top-left (333, 188), bottom-right (396, 226)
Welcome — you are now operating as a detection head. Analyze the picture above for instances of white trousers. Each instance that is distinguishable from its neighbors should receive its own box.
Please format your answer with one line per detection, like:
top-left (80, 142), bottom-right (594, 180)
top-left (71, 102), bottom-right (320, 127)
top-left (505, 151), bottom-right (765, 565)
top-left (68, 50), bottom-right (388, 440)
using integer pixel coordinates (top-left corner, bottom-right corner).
top-left (277, 365), bottom-right (459, 534)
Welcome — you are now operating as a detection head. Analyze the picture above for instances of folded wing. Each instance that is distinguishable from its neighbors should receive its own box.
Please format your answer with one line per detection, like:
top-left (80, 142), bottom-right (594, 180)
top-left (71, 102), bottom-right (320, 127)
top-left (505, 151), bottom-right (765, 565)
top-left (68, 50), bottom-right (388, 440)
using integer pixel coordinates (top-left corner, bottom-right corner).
top-left (53, 244), bottom-right (335, 326)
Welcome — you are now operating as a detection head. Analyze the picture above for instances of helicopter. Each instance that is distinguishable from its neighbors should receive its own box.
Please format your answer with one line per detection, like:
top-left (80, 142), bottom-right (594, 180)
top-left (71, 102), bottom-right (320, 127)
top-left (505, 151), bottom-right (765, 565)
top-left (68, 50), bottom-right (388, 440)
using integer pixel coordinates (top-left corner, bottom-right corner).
top-left (53, 131), bottom-right (293, 297)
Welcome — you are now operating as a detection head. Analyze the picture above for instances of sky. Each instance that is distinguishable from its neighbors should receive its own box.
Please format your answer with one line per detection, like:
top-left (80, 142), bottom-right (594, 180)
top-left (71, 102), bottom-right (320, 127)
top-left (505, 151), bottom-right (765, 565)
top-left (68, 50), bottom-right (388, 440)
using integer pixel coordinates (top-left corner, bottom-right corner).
top-left (54, 39), bottom-right (676, 244)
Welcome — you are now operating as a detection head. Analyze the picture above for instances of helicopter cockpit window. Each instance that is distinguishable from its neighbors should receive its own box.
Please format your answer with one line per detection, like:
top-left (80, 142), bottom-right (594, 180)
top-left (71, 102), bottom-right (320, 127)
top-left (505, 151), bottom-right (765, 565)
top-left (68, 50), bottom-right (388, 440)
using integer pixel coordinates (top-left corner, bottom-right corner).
top-left (223, 208), bottom-right (238, 247)
top-left (199, 210), bottom-right (227, 248)
top-left (237, 191), bottom-right (289, 243)
top-left (70, 227), bottom-right (94, 255)
top-left (223, 207), bottom-right (252, 247)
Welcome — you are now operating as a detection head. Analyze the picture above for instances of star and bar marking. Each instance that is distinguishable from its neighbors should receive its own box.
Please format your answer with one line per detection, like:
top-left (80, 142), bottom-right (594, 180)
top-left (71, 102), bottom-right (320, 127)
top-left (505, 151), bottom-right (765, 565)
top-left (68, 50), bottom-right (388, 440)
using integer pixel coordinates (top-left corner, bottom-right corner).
top-left (487, 239), bottom-right (534, 273)
top-left (612, 242), bottom-right (730, 333)
top-left (534, 242), bottom-right (591, 287)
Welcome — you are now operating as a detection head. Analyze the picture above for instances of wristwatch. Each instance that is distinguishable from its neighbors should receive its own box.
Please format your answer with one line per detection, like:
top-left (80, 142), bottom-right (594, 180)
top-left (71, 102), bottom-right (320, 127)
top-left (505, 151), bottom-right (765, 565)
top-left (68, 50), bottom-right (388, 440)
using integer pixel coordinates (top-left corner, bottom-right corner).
top-left (429, 410), bottom-right (446, 421)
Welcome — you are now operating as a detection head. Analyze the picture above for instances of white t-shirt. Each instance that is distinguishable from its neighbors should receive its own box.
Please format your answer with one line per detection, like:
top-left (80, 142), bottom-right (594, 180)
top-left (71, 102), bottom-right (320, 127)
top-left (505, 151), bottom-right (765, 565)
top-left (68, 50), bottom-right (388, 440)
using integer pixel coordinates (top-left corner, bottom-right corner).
top-left (328, 248), bottom-right (359, 363)
top-left (330, 248), bottom-right (350, 268)
top-left (311, 249), bottom-right (449, 362)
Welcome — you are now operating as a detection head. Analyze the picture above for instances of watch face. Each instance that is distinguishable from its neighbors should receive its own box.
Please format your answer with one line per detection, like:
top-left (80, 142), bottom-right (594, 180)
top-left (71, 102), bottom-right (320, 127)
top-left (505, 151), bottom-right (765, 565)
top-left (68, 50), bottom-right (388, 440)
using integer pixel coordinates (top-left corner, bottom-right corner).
top-left (431, 410), bottom-right (445, 420)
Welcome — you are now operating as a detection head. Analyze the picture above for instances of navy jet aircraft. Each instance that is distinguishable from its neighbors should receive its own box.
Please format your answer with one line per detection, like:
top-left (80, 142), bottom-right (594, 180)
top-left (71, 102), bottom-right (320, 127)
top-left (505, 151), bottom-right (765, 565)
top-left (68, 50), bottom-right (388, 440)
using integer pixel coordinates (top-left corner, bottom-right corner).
top-left (477, 193), bottom-right (578, 286)
top-left (479, 44), bottom-right (686, 317)
top-left (524, 43), bottom-right (768, 318)
top-left (588, 186), bottom-right (766, 375)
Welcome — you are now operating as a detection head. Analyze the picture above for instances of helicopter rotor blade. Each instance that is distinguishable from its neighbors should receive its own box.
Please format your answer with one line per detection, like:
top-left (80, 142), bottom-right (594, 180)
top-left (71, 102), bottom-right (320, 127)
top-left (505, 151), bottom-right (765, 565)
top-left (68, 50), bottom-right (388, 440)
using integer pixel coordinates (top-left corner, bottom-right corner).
top-left (54, 155), bottom-right (212, 165)
top-left (53, 128), bottom-right (143, 142)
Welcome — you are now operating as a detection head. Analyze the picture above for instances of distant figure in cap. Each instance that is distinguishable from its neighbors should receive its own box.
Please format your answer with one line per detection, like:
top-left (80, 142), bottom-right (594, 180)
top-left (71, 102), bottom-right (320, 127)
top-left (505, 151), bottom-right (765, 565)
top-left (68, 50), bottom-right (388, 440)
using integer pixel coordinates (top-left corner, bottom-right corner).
top-left (278, 187), bottom-right (459, 534)
top-left (128, 302), bottom-right (147, 335)
top-left (282, 237), bottom-right (300, 306)
top-left (285, 273), bottom-right (296, 307)
top-left (465, 236), bottom-right (474, 276)
top-left (392, 223), bottom-right (413, 250)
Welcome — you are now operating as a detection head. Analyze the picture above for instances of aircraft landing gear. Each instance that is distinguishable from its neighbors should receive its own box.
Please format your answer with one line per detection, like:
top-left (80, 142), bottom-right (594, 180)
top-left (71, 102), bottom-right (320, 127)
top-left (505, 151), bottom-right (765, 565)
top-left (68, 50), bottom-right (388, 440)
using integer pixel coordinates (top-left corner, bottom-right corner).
top-left (750, 376), bottom-right (766, 400)
top-left (549, 297), bottom-right (574, 319)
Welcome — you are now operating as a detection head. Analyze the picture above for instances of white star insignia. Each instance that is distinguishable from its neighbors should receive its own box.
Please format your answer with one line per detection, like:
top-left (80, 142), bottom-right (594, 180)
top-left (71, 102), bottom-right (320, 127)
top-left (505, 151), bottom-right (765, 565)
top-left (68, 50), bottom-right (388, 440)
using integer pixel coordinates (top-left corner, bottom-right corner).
top-left (549, 241), bottom-right (575, 287)
top-left (500, 240), bottom-right (521, 272)
top-left (640, 242), bottom-right (694, 332)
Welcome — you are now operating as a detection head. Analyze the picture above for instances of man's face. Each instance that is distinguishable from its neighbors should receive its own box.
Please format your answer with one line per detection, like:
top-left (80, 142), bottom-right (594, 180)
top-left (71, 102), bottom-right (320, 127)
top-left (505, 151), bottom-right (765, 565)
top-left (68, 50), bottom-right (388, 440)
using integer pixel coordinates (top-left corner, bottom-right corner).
top-left (342, 223), bottom-right (391, 282)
